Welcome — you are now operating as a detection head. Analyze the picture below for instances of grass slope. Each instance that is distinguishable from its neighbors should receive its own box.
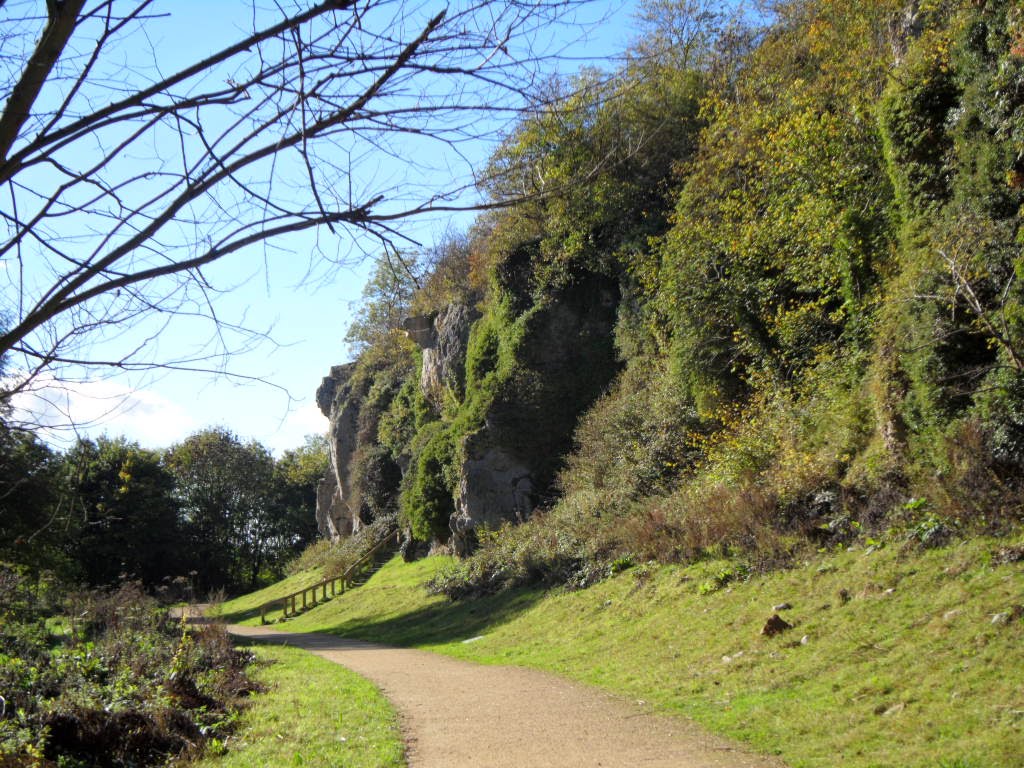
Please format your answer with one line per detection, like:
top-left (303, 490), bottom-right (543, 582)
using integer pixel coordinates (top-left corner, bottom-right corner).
top-left (216, 568), bottom-right (322, 624)
top-left (192, 644), bottom-right (404, 768)
top-left (228, 538), bottom-right (1024, 768)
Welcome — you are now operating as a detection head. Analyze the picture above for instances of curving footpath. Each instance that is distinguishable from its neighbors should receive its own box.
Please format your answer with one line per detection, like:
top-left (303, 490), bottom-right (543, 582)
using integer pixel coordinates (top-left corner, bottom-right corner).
top-left (227, 624), bottom-right (785, 768)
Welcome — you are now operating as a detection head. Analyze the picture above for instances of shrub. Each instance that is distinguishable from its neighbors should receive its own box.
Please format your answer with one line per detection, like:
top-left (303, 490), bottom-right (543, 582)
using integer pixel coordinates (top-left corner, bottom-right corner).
top-left (907, 419), bottom-right (1024, 535)
top-left (562, 359), bottom-right (700, 499)
top-left (0, 574), bottom-right (258, 767)
top-left (975, 368), bottom-right (1024, 466)
top-left (378, 367), bottom-right (435, 464)
top-left (428, 515), bottom-right (599, 599)
top-left (286, 538), bottom-right (336, 575)
top-left (402, 424), bottom-right (458, 541)
top-left (288, 514), bottom-right (399, 579)
top-left (877, 25), bottom-right (958, 212)
top-left (352, 443), bottom-right (402, 522)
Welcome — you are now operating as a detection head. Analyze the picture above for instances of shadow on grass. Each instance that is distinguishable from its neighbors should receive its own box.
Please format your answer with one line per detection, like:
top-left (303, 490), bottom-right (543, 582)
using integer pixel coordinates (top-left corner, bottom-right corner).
top-left (301, 587), bottom-right (546, 648)
top-left (219, 602), bottom-right (306, 625)
top-left (219, 595), bottom-right (346, 625)
top-left (218, 606), bottom-right (263, 624)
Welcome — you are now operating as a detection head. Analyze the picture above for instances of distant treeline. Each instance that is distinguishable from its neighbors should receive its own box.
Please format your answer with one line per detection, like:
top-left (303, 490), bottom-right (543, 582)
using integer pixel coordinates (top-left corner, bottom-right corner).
top-left (0, 426), bottom-right (326, 594)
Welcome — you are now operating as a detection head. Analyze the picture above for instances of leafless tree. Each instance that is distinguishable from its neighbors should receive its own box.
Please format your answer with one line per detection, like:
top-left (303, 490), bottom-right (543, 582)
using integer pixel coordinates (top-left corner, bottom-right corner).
top-left (0, 0), bottom-right (597, 416)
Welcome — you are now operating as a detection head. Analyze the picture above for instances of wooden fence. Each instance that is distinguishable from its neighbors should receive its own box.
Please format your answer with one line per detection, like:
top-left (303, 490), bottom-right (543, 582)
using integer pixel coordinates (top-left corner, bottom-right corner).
top-left (259, 528), bottom-right (399, 624)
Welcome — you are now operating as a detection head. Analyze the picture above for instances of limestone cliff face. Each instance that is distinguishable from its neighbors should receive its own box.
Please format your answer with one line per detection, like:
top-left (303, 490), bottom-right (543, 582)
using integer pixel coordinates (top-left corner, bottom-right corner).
top-left (315, 472), bottom-right (350, 539)
top-left (317, 283), bottom-right (617, 553)
top-left (314, 363), bottom-right (360, 540)
top-left (403, 303), bottom-right (479, 410)
top-left (448, 278), bottom-right (619, 553)
top-left (450, 436), bottom-right (533, 554)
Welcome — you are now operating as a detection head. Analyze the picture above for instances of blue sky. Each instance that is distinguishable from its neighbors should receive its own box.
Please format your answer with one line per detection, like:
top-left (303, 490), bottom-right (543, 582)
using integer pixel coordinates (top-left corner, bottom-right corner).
top-left (8, 0), bottom-right (641, 455)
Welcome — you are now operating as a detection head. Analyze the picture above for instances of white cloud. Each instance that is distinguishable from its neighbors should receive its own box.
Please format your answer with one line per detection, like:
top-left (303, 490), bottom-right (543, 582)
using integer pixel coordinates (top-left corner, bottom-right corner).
top-left (8, 371), bottom-right (329, 456)
top-left (261, 402), bottom-right (328, 455)
top-left (9, 375), bottom-right (199, 450)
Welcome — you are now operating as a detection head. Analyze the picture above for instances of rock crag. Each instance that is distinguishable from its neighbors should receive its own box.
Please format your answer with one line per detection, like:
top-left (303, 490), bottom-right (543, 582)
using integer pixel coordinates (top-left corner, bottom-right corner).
top-left (314, 363), bottom-right (360, 539)
top-left (316, 281), bottom-right (618, 552)
top-left (408, 303), bottom-right (479, 410)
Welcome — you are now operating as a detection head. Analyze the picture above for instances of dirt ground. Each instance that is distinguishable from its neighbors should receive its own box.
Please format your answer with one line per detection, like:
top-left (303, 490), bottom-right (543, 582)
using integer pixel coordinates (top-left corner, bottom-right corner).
top-left (227, 624), bottom-right (785, 768)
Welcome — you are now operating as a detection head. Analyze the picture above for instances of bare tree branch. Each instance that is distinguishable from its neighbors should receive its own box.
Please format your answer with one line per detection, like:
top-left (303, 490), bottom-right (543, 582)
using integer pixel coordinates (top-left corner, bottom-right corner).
top-left (0, 0), bottom-right (600, 422)
top-left (0, 0), bottom-right (87, 164)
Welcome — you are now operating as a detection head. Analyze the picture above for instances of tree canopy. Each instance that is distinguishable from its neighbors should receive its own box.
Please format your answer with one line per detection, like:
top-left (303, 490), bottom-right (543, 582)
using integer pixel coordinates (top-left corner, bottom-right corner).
top-left (0, 424), bottom-right (325, 592)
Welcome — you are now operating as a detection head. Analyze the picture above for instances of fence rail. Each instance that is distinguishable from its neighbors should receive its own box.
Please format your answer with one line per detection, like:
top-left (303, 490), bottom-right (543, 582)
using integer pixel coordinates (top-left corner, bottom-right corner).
top-left (259, 527), bottom-right (399, 624)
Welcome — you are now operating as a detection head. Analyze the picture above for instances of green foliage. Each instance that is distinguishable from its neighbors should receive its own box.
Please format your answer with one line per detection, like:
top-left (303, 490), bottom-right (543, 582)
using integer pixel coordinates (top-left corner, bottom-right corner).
top-left (0, 571), bottom-right (257, 767)
top-left (0, 564), bottom-right (54, 658)
top-left (63, 436), bottom-right (184, 587)
top-left (0, 425), bottom-right (66, 575)
top-left (284, 514), bottom-right (399, 586)
top-left (564, 359), bottom-right (701, 500)
top-left (271, 435), bottom-right (328, 554)
top-left (275, 434), bottom-right (329, 487)
top-left (352, 443), bottom-right (401, 521)
top-left (0, 418), bottom-right (332, 596)
top-left (482, 54), bottom-right (704, 295)
top-left (878, 25), bottom-right (959, 214)
top-left (976, 368), bottom-right (1024, 462)
top-left (409, 231), bottom-right (479, 315)
top-left (160, 0), bottom-right (1024, 608)
top-left (344, 253), bottom-right (421, 354)
top-left (402, 422), bottom-right (458, 541)
top-left (642, 0), bottom-right (896, 409)
top-left (378, 366), bottom-right (433, 463)
top-left (427, 513), bottom-right (603, 599)
top-left (166, 428), bottom-right (280, 592)
top-left (463, 308), bottom-right (504, 390)
top-left (875, 0), bottom-right (1024, 469)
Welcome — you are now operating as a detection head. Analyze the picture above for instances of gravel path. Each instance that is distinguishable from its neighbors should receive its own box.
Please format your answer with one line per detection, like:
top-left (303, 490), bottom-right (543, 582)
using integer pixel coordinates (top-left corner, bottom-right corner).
top-left (227, 624), bottom-right (784, 768)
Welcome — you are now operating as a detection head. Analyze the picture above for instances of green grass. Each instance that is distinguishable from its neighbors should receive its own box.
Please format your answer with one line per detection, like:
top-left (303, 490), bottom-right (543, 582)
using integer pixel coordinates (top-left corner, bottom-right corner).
top-left (232, 536), bottom-right (1024, 768)
top-left (215, 568), bottom-right (323, 624)
top-left (192, 644), bottom-right (404, 768)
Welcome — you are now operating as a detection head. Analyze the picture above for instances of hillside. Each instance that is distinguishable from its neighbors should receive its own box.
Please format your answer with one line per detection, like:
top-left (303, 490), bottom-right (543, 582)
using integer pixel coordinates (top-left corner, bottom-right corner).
top-left (307, 0), bottom-right (1023, 598)
top-left (261, 2), bottom-right (1024, 763)
top-left (222, 535), bottom-right (1024, 767)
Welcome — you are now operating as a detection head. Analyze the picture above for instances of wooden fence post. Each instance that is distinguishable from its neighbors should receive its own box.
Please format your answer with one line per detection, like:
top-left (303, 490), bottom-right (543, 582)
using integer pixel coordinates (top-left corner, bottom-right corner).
top-left (253, 525), bottom-right (397, 624)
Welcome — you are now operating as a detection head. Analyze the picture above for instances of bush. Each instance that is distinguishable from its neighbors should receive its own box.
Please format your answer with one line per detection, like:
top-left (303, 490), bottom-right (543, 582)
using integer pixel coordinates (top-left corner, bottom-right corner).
top-left (352, 443), bottom-right (402, 522)
top-left (0, 573), bottom-right (258, 767)
top-left (287, 513), bottom-right (399, 579)
top-left (562, 359), bottom-right (701, 500)
top-left (378, 367), bottom-right (435, 464)
top-left (402, 424), bottom-right (458, 541)
top-left (976, 368), bottom-right (1024, 465)
top-left (428, 515), bottom-right (599, 599)
top-left (906, 419), bottom-right (1024, 536)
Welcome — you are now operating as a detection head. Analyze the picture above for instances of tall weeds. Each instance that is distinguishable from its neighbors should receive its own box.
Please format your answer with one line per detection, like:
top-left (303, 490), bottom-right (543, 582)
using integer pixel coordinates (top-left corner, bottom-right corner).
top-left (0, 569), bottom-right (257, 766)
